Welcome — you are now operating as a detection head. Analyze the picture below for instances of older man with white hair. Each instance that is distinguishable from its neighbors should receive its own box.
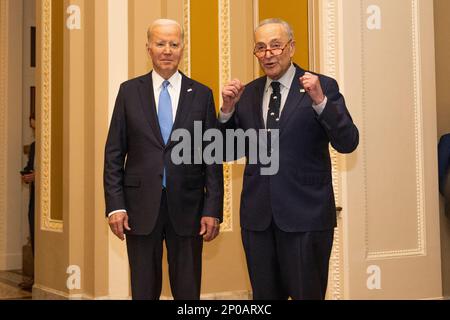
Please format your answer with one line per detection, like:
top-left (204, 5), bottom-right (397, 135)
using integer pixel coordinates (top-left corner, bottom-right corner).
top-left (219, 18), bottom-right (359, 300)
top-left (104, 19), bottom-right (223, 300)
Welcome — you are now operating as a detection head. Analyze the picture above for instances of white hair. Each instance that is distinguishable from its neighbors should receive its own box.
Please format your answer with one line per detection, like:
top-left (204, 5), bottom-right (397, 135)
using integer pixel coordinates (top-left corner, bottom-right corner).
top-left (255, 18), bottom-right (294, 40)
top-left (147, 19), bottom-right (185, 43)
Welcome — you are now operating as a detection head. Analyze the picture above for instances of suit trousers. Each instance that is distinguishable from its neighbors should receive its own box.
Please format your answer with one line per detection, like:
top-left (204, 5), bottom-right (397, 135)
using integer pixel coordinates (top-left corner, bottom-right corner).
top-left (126, 189), bottom-right (203, 300)
top-left (241, 221), bottom-right (334, 300)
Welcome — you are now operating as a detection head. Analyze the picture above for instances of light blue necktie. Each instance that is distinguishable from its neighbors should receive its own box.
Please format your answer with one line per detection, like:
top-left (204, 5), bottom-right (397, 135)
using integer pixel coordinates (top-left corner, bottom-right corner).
top-left (158, 80), bottom-right (173, 187)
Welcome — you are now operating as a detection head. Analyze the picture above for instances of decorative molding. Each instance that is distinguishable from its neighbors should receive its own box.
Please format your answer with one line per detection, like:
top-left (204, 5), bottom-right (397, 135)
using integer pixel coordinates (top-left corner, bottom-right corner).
top-left (219, 0), bottom-right (232, 232)
top-left (320, 0), bottom-right (342, 300)
top-left (363, 0), bottom-right (425, 260)
top-left (252, 0), bottom-right (259, 78)
top-left (308, 0), bottom-right (317, 71)
top-left (359, 0), bottom-right (370, 262)
top-left (0, 0), bottom-right (9, 255)
top-left (33, 284), bottom-right (68, 300)
top-left (161, 290), bottom-right (251, 300)
top-left (182, 0), bottom-right (190, 76)
top-left (222, 163), bottom-right (232, 231)
top-left (40, 0), bottom-right (63, 232)
top-left (33, 284), bottom-right (251, 300)
top-left (410, 0), bottom-right (426, 257)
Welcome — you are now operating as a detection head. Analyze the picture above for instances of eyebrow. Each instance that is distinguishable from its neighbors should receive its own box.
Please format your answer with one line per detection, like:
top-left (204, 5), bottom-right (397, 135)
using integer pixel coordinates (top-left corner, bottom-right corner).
top-left (255, 39), bottom-right (283, 46)
top-left (256, 37), bottom-right (283, 43)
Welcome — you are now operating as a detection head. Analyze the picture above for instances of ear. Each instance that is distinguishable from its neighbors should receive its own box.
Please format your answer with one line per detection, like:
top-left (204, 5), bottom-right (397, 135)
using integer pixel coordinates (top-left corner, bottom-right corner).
top-left (289, 40), bottom-right (296, 58)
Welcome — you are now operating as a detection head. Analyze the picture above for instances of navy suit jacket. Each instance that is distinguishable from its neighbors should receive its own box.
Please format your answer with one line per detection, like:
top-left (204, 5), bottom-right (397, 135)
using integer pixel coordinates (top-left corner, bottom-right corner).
top-left (219, 65), bottom-right (359, 232)
top-left (438, 134), bottom-right (450, 195)
top-left (104, 71), bottom-right (223, 236)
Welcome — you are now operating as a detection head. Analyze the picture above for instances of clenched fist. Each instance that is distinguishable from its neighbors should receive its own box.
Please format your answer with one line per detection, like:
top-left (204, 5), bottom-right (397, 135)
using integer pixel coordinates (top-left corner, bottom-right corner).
top-left (221, 79), bottom-right (245, 113)
top-left (299, 72), bottom-right (325, 105)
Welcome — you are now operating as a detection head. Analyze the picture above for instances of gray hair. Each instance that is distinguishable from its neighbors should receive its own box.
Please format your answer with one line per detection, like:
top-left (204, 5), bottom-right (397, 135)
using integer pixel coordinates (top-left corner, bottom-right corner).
top-left (147, 19), bottom-right (185, 43)
top-left (255, 18), bottom-right (294, 40)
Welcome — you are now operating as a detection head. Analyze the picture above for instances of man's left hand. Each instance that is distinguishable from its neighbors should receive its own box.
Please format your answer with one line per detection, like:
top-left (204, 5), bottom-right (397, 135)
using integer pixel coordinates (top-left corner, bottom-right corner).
top-left (300, 72), bottom-right (325, 105)
top-left (199, 217), bottom-right (220, 242)
top-left (22, 172), bottom-right (35, 184)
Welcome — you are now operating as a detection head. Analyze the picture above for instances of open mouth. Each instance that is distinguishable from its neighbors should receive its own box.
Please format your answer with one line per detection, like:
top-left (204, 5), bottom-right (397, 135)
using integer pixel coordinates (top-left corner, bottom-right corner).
top-left (264, 62), bottom-right (277, 68)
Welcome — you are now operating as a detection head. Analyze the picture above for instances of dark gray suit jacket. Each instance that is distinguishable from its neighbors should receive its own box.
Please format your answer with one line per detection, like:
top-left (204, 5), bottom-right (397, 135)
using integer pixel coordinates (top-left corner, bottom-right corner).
top-left (104, 71), bottom-right (223, 236)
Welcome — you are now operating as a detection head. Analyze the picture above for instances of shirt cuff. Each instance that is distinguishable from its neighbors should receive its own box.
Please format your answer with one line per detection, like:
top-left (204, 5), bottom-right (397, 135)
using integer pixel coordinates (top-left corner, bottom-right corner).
top-left (312, 96), bottom-right (328, 115)
top-left (108, 209), bottom-right (127, 218)
top-left (218, 108), bottom-right (235, 123)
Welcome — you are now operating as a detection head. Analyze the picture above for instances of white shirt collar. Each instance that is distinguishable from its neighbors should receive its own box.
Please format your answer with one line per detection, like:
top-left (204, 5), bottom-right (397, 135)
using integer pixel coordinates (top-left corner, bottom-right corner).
top-left (264, 63), bottom-right (296, 93)
top-left (152, 70), bottom-right (182, 90)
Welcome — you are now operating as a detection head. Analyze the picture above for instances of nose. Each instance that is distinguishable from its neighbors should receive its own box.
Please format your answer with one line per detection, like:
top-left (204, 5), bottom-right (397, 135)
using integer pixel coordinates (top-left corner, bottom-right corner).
top-left (162, 44), bottom-right (173, 54)
top-left (264, 49), bottom-right (274, 59)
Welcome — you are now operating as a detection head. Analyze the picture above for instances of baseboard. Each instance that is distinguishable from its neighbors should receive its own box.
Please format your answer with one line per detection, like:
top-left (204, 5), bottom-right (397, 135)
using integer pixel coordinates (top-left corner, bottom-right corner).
top-left (161, 290), bottom-right (252, 300)
top-left (32, 285), bottom-right (251, 300)
top-left (32, 284), bottom-right (69, 300)
top-left (420, 296), bottom-right (446, 300)
top-left (32, 285), bottom-right (112, 300)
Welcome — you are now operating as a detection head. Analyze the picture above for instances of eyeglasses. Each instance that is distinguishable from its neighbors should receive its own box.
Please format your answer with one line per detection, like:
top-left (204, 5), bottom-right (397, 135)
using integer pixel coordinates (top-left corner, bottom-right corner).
top-left (253, 40), bottom-right (292, 58)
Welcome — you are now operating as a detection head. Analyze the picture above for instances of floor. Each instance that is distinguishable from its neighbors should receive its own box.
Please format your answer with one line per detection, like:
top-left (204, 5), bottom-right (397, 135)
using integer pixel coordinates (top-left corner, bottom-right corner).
top-left (0, 270), bottom-right (32, 300)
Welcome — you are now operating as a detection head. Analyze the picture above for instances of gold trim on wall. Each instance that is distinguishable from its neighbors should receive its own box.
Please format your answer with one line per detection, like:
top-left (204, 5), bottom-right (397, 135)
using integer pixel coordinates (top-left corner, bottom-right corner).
top-left (252, 0), bottom-right (260, 78)
top-left (320, 0), bottom-right (342, 300)
top-left (40, 0), bottom-right (63, 232)
top-left (184, 0), bottom-right (232, 231)
top-left (219, 0), bottom-right (232, 232)
top-left (182, 0), bottom-right (190, 76)
top-left (0, 0), bottom-right (8, 253)
top-left (308, 0), bottom-right (317, 71)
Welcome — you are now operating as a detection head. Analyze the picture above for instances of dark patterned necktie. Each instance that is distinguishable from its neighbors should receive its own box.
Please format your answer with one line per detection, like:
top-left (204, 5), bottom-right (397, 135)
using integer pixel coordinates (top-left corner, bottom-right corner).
top-left (266, 81), bottom-right (281, 155)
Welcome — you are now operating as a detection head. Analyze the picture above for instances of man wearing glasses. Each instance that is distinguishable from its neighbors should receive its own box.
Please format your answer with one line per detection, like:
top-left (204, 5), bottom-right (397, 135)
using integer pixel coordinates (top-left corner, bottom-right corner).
top-left (219, 18), bottom-right (359, 300)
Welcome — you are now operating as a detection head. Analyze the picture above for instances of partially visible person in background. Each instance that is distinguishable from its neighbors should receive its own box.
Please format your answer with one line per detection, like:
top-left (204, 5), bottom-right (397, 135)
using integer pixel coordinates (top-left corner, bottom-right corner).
top-left (20, 113), bottom-right (35, 290)
top-left (438, 133), bottom-right (450, 217)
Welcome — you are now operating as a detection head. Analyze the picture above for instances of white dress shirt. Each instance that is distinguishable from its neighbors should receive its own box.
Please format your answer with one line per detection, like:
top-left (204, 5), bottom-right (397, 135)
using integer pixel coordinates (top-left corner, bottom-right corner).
top-left (108, 70), bottom-right (182, 218)
top-left (219, 64), bottom-right (327, 124)
top-left (152, 70), bottom-right (182, 123)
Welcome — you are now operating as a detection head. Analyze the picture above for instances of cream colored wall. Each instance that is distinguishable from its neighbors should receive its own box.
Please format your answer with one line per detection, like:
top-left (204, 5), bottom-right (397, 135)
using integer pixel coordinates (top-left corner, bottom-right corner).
top-left (35, 0), bottom-right (112, 299)
top-left (91, 0), bottom-right (111, 299)
top-left (107, 0), bottom-right (130, 299)
top-left (434, 1), bottom-right (450, 139)
top-left (0, 0), bottom-right (26, 271)
top-left (434, 0), bottom-right (450, 298)
top-left (29, 0), bottom-right (447, 300)
top-left (319, 0), bottom-right (442, 299)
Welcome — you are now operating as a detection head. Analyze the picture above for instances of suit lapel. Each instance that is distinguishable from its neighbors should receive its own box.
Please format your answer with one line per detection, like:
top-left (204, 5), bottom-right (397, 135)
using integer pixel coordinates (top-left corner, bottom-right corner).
top-left (253, 77), bottom-right (266, 130)
top-left (172, 73), bottom-right (194, 131)
top-left (166, 74), bottom-right (195, 149)
top-left (279, 66), bottom-right (307, 132)
top-left (138, 72), bottom-right (164, 146)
